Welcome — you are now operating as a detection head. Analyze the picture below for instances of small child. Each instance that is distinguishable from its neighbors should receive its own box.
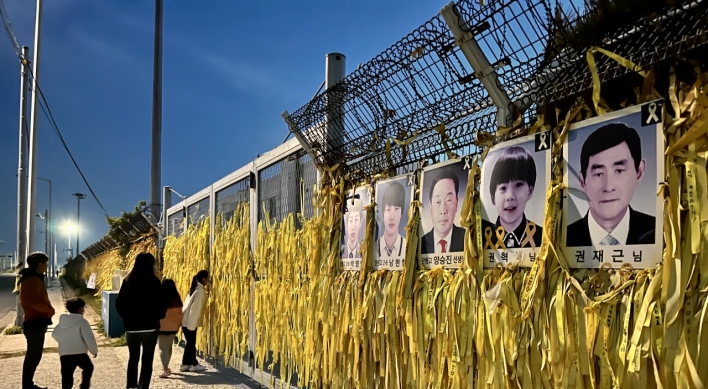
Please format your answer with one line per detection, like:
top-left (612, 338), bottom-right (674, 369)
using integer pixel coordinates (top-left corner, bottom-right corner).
top-left (482, 146), bottom-right (543, 249)
top-left (52, 298), bottom-right (98, 389)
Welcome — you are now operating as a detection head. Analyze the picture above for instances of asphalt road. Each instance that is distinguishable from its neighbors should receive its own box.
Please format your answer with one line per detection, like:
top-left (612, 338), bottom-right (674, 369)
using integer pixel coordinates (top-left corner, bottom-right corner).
top-left (0, 274), bottom-right (17, 329)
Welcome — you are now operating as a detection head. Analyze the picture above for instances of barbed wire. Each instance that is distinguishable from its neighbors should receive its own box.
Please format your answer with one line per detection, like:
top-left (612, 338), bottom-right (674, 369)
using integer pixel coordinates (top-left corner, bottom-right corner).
top-left (288, 0), bottom-right (708, 179)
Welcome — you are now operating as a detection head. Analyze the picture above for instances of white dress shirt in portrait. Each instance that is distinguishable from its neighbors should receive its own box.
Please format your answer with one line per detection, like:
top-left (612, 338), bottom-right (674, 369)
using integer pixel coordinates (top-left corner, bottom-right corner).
top-left (588, 208), bottom-right (630, 246)
top-left (433, 229), bottom-right (453, 254)
top-left (378, 234), bottom-right (406, 257)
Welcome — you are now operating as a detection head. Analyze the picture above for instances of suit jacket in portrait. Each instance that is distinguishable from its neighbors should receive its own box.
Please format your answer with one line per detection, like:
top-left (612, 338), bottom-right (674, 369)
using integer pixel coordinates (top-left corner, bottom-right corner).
top-left (565, 207), bottom-right (655, 247)
top-left (420, 225), bottom-right (466, 254)
top-left (341, 242), bottom-right (361, 259)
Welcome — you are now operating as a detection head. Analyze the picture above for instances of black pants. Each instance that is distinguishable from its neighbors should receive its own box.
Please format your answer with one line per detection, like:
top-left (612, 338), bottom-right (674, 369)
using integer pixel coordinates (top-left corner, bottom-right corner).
top-left (22, 325), bottom-right (47, 389)
top-left (60, 354), bottom-right (94, 389)
top-left (181, 327), bottom-right (198, 366)
top-left (126, 331), bottom-right (158, 389)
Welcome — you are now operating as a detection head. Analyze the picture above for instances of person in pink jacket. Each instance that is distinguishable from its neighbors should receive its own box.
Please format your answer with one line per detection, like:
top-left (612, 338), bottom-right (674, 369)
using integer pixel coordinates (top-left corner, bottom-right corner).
top-left (157, 279), bottom-right (183, 378)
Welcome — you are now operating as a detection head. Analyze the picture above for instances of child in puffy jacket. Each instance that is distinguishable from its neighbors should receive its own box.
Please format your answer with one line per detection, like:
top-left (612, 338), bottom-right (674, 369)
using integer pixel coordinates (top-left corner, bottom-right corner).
top-left (52, 298), bottom-right (98, 389)
top-left (157, 279), bottom-right (183, 378)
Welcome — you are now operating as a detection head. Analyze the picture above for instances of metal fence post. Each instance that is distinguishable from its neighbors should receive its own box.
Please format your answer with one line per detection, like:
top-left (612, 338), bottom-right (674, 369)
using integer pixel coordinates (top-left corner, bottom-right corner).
top-left (208, 184), bottom-right (216, 368)
top-left (439, 2), bottom-right (513, 128)
top-left (248, 160), bottom-right (258, 372)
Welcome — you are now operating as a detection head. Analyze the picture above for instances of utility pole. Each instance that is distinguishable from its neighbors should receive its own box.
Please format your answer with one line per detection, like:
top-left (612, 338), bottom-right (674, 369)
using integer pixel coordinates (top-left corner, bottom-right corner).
top-left (26, 0), bottom-right (43, 256)
top-left (149, 0), bottom-right (163, 220)
top-left (15, 46), bottom-right (30, 328)
top-left (16, 46), bottom-right (29, 265)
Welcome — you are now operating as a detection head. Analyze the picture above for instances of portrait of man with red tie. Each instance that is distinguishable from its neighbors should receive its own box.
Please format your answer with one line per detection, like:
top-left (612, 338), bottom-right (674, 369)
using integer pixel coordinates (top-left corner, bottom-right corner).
top-left (420, 164), bottom-right (467, 256)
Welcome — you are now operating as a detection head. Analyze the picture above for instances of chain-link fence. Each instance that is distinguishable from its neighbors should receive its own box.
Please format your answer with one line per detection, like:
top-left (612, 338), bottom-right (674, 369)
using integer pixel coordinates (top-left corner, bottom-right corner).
top-left (287, 0), bottom-right (708, 178)
top-left (81, 209), bottom-right (157, 260)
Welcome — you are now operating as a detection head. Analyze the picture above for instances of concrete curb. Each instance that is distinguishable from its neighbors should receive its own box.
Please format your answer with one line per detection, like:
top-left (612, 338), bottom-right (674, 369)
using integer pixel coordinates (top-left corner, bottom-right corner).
top-left (1, 307), bottom-right (18, 334)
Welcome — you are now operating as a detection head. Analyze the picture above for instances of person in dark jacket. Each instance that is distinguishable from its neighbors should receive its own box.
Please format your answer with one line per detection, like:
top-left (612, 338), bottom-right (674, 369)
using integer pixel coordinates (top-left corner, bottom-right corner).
top-left (18, 252), bottom-right (55, 389)
top-left (116, 252), bottom-right (166, 389)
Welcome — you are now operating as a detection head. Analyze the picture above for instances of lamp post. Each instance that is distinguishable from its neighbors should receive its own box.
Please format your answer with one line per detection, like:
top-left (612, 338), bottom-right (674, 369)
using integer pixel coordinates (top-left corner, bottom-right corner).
top-left (37, 177), bottom-right (52, 276)
top-left (36, 210), bottom-right (48, 255)
top-left (60, 223), bottom-right (73, 257)
top-left (72, 193), bottom-right (86, 287)
top-left (35, 211), bottom-right (48, 285)
top-left (72, 193), bottom-right (85, 256)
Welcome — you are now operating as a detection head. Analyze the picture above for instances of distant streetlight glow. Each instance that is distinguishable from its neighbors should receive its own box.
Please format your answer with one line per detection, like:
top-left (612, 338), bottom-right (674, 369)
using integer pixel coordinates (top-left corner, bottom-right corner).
top-left (62, 221), bottom-right (78, 234)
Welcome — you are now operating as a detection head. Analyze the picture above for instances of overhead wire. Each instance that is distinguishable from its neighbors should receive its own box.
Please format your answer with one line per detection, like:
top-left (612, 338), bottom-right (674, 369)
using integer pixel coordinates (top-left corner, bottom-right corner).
top-left (1, 0), bottom-right (111, 220)
top-left (26, 66), bottom-right (111, 219)
top-left (0, 0), bottom-right (20, 57)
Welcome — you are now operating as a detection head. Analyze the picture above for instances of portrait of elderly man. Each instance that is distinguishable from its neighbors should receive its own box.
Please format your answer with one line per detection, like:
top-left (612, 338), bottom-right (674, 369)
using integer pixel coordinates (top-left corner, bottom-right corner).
top-left (421, 169), bottom-right (465, 254)
top-left (377, 181), bottom-right (407, 258)
top-left (341, 196), bottom-right (364, 259)
top-left (566, 122), bottom-right (655, 247)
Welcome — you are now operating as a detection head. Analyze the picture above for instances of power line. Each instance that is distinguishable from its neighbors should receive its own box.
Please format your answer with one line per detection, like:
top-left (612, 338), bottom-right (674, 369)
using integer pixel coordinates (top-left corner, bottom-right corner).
top-left (26, 66), bottom-right (111, 219)
top-left (4, 2), bottom-right (113, 221)
top-left (0, 0), bottom-right (20, 56)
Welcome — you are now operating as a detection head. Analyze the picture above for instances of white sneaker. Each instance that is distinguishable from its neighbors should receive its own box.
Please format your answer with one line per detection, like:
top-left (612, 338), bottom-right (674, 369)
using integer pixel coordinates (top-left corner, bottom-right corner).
top-left (190, 364), bottom-right (207, 372)
top-left (179, 365), bottom-right (191, 372)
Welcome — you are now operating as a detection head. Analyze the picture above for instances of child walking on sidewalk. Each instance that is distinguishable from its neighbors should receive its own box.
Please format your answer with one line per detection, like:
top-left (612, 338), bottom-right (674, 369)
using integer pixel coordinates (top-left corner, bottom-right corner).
top-left (52, 298), bottom-right (98, 389)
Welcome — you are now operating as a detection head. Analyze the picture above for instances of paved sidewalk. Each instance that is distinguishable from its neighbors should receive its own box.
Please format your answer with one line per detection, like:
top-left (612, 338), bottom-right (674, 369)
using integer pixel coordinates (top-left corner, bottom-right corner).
top-left (0, 278), bottom-right (265, 388)
top-left (0, 343), bottom-right (262, 388)
top-left (0, 278), bottom-right (67, 354)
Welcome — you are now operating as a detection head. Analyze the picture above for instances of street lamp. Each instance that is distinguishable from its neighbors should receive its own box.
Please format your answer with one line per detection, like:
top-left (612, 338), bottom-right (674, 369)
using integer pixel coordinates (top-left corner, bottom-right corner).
top-left (35, 210), bottom-right (48, 255)
top-left (35, 211), bottom-right (49, 284)
top-left (61, 221), bottom-right (77, 258)
top-left (72, 193), bottom-right (86, 256)
top-left (37, 177), bottom-right (52, 276)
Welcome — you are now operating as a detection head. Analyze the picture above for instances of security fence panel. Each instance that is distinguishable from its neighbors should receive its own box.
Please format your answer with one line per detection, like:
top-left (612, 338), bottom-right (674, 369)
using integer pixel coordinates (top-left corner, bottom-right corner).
top-left (258, 150), bottom-right (315, 224)
top-left (187, 196), bottom-right (211, 226)
top-left (297, 153), bottom-right (317, 219)
top-left (258, 161), bottom-right (281, 223)
top-left (258, 159), bottom-right (301, 224)
top-left (215, 177), bottom-right (250, 224)
top-left (167, 211), bottom-right (185, 237)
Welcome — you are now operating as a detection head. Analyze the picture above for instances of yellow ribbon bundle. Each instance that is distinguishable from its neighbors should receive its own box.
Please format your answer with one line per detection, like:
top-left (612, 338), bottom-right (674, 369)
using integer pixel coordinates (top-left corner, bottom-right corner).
top-left (83, 235), bottom-right (157, 294)
top-left (163, 217), bottom-right (210, 353)
top-left (210, 204), bottom-right (252, 366)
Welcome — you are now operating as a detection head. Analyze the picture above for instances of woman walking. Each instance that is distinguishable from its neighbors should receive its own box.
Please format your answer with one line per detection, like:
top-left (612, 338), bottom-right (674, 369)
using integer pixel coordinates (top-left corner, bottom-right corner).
top-left (157, 279), bottom-right (182, 378)
top-left (180, 270), bottom-right (209, 372)
top-left (116, 253), bottom-right (166, 389)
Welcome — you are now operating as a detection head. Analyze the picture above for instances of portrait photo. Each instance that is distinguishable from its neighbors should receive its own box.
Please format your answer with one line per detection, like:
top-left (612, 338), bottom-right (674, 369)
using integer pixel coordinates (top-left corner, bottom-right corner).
top-left (340, 186), bottom-right (371, 270)
top-left (480, 134), bottom-right (549, 266)
top-left (419, 159), bottom-right (469, 269)
top-left (563, 102), bottom-right (664, 268)
top-left (374, 176), bottom-right (413, 270)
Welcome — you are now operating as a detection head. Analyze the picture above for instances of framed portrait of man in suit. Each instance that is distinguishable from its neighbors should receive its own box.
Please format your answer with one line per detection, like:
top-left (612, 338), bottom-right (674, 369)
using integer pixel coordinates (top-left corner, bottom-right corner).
top-left (340, 186), bottom-right (371, 271)
top-left (419, 159), bottom-right (469, 269)
top-left (480, 133), bottom-right (550, 267)
top-left (374, 175), bottom-right (414, 271)
top-left (562, 101), bottom-right (664, 268)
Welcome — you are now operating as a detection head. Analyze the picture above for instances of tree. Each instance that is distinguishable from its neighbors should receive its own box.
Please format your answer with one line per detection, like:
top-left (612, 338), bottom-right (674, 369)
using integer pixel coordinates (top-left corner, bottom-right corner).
top-left (106, 200), bottom-right (147, 260)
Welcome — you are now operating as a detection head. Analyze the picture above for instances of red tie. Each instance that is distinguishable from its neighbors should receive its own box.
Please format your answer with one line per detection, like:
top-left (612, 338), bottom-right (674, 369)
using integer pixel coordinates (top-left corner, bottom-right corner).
top-left (439, 239), bottom-right (447, 253)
